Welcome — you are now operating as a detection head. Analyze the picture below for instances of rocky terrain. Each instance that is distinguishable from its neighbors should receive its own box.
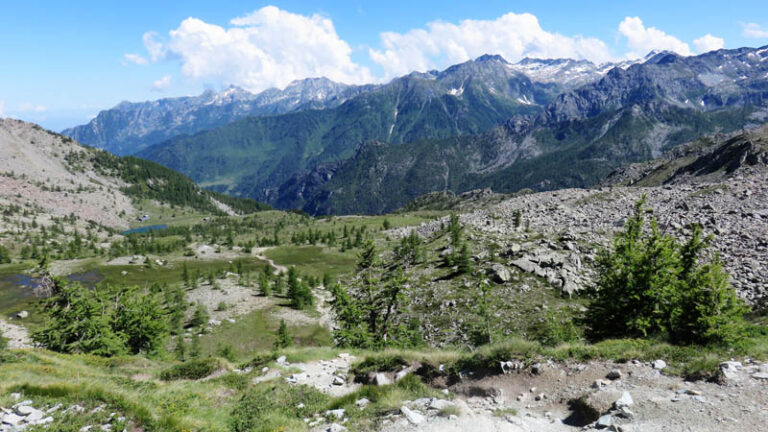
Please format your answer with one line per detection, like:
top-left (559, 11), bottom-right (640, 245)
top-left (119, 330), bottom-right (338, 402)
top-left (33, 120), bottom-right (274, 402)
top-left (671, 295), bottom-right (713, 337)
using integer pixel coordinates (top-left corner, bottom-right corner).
top-left (0, 118), bottom-right (136, 230)
top-left (392, 127), bottom-right (768, 306)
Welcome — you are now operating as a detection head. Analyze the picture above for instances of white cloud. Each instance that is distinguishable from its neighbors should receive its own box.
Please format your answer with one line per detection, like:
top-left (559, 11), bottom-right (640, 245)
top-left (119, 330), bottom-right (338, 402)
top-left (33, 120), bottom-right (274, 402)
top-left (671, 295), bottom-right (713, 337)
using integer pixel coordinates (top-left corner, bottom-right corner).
top-left (143, 6), bottom-right (372, 92)
top-left (143, 31), bottom-right (166, 61)
top-left (693, 34), bottom-right (725, 53)
top-left (123, 53), bottom-right (149, 65)
top-left (18, 103), bottom-right (47, 112)
top-left (134, 9), bottom-right (732, 90)
top-left (151, 75), bottom-right (172, 91)
top-left (618, 17), bottom-right (691, 58)
top-left (742, 23), bottom-right (768, 39)
top-left (369, 12), bottom-right (614, 79)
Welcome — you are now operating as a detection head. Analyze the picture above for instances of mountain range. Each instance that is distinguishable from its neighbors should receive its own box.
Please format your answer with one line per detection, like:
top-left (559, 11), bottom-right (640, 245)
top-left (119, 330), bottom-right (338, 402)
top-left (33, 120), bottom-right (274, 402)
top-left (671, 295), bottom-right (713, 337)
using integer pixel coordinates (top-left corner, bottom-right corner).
top-left (63, 46), bottom-right (768, 214)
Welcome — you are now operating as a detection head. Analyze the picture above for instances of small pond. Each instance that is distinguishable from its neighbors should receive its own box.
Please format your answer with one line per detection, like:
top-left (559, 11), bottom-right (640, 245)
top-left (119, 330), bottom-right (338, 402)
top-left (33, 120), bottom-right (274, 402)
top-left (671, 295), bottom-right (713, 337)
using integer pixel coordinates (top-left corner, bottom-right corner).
top-left (122, 224), bottom-right (168, 235)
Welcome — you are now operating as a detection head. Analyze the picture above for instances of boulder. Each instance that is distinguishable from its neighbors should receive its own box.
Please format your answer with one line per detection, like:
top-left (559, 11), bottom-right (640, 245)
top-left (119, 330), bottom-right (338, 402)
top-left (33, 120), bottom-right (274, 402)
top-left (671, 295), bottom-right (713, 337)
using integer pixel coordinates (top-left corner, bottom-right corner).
top-left (401, 406), bottom-right (425, 425)
top-left (488, 264), bottom-right (511, 283)
top-left (596, 414), bottom-right (613, 428)
top-left (580, 390), bottom-right (623, 419)
top-left (373, 373), bottom-right (391, 386)
top-left (325, 409), bottom-right (345, 420)
top-left (614, 391), bottom-right (634, 409)
top-left (510, 258), bottom-right (538, 274)
top-left (652, 359), bottom-right (667, 370)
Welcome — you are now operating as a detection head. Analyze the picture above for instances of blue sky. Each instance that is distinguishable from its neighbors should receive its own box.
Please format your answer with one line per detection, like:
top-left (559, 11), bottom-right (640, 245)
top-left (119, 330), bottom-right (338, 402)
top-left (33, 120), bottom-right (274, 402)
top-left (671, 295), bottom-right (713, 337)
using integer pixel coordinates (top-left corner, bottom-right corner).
top-left (1, 0), bottom-right (767, 130)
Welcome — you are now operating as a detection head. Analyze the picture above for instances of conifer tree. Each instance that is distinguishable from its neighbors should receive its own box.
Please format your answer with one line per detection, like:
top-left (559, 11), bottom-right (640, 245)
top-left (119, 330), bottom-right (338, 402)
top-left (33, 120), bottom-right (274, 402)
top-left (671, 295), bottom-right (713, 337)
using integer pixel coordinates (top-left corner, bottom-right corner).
top-left (273, 319), bottom-right (292, 349)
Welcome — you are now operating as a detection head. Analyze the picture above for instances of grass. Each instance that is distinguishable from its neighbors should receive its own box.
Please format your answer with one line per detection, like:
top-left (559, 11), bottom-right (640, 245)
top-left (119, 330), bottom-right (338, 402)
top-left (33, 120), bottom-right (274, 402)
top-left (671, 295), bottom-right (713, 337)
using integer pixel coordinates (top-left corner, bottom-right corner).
top-left (492, 407), bottom-right (518, 417)
top-left (96, 257), bottom-right (270, 287)
top-left (197, 308), bottom-right (332, 360)
top-left (264, 245), bottom-right (357, 278)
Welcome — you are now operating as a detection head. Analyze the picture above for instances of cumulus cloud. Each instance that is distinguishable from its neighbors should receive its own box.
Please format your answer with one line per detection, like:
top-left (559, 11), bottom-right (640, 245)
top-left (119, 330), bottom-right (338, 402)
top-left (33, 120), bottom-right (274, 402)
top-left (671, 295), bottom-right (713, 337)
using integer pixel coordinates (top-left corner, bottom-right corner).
top-left (618, 17), bottom-right (691, 58)
top-left (151, 75), bottom-right (172, 91)
top-left (142, 6), bottom-right (372, 92)
top-left (369, 12), bottom-right (614, 79)
top-left (123, 53), bottom-right (149, 65)
top-left (693, 34), bottom-right (725, 53)
top-left (133, 8), bottom-right (731, 90)
top-left (742, 23), bottom-right (768, 38)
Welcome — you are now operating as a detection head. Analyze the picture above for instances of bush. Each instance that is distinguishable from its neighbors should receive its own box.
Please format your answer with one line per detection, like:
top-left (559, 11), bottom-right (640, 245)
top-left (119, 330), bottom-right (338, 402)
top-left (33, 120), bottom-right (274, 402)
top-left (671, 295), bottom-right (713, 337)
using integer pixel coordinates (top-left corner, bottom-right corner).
top-left (351, 354), bottom-right (409, 376)
top-left (585, 197), bottom-right (745, 346)
top-left (32, 279), bottom-right (167, 356)
top-left (160, 358), bottom-right (222, 381)
top-left (190, 304), bottom-right (210, 328)
top-left (530, 309), bottom-right (583, 347)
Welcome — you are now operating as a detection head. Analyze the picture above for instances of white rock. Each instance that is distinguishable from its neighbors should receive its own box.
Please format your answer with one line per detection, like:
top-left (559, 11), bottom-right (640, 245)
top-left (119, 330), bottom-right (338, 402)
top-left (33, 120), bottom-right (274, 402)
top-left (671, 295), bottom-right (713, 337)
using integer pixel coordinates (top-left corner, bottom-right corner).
top-left (325, 424), bottom-right (347, 432)
top-left (401, 406), bottom-right (425, 425)
top-left (325, 409), bottom-right (345, 420)
top-left (16, 405), bottom-right (38, 416)
top-left (652, 359), bottom-right (667, 370)
top-left (373, 373), bottom-right (391, 386)
top-left (395, 369), bottom-right (411, 381)
top-left (614, 391), bottom-right (634, 409)
top-left (355, 398), bottom-right (370, 409)
top-left (428, 399), bottom-right (455, 410)
top-left (2, 413), bottom-right (24, 426)
top-left (596, 414), bottom-right (613, 428)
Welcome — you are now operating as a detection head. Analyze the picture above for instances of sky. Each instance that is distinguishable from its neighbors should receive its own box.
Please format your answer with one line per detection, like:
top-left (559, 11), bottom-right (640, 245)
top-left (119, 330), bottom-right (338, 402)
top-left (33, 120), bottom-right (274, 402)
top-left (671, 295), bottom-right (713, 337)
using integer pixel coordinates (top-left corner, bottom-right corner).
top-left (1, 0), bottom-right (768, 131)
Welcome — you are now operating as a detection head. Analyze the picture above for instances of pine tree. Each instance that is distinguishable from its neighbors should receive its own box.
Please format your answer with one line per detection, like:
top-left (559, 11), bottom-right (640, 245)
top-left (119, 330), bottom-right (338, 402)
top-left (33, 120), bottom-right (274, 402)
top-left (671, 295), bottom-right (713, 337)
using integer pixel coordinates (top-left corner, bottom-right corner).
top-left (190, 304), bottom-right (210, 328)
top-left (456, 243), bottom-right (473, 275)
top-left (287, 267), bottom-right (313, 309)
top-left (273, 319), bottom-right (292, 350)
top-left (586, 197), bottom-right (745, 345)
top-left (259, 273), bottom-right (271, 296)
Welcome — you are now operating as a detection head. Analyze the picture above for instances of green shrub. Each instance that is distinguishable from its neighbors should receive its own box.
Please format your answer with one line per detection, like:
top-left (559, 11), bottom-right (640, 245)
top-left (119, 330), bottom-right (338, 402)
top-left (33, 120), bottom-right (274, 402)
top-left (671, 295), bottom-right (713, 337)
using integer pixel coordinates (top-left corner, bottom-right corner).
top-left (529, 309), bottom-right (583, 347)
top-left (585, 197), bottom-right (746, 346)
top-left (32, 278), bottom-right (167, 356)
top-left (160, 358), bottom-right (222, 381)
top-left (351, 354), bottom-right (409, 375)
top-left (241, 352), bottom-right (278, 369)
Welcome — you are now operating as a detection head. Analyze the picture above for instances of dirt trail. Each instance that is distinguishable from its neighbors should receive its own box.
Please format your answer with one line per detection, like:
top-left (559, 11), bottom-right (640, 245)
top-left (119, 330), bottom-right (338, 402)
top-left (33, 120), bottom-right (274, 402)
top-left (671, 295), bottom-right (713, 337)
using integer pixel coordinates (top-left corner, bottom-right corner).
top-left (380, 359), bottom-right (768, 432)
top-left (252, 247), bottom-right (288, 275)
top-left (277, 353), bottom-right (361, 397)
top-left (0, 318), bottom-right (31, 349)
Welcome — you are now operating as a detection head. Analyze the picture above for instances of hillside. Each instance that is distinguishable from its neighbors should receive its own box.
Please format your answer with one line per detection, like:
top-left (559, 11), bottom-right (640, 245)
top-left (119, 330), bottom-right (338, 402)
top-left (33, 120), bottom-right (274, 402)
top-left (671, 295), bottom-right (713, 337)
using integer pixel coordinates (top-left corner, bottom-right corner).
top-left (61, 78), bottom-right (376, 155)
top-left (601, 124), bottom-right (768, 187)
top-left (136, 55), bottom-right (559, 201)
top-left (0, 118), bottom-right (269, 235)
